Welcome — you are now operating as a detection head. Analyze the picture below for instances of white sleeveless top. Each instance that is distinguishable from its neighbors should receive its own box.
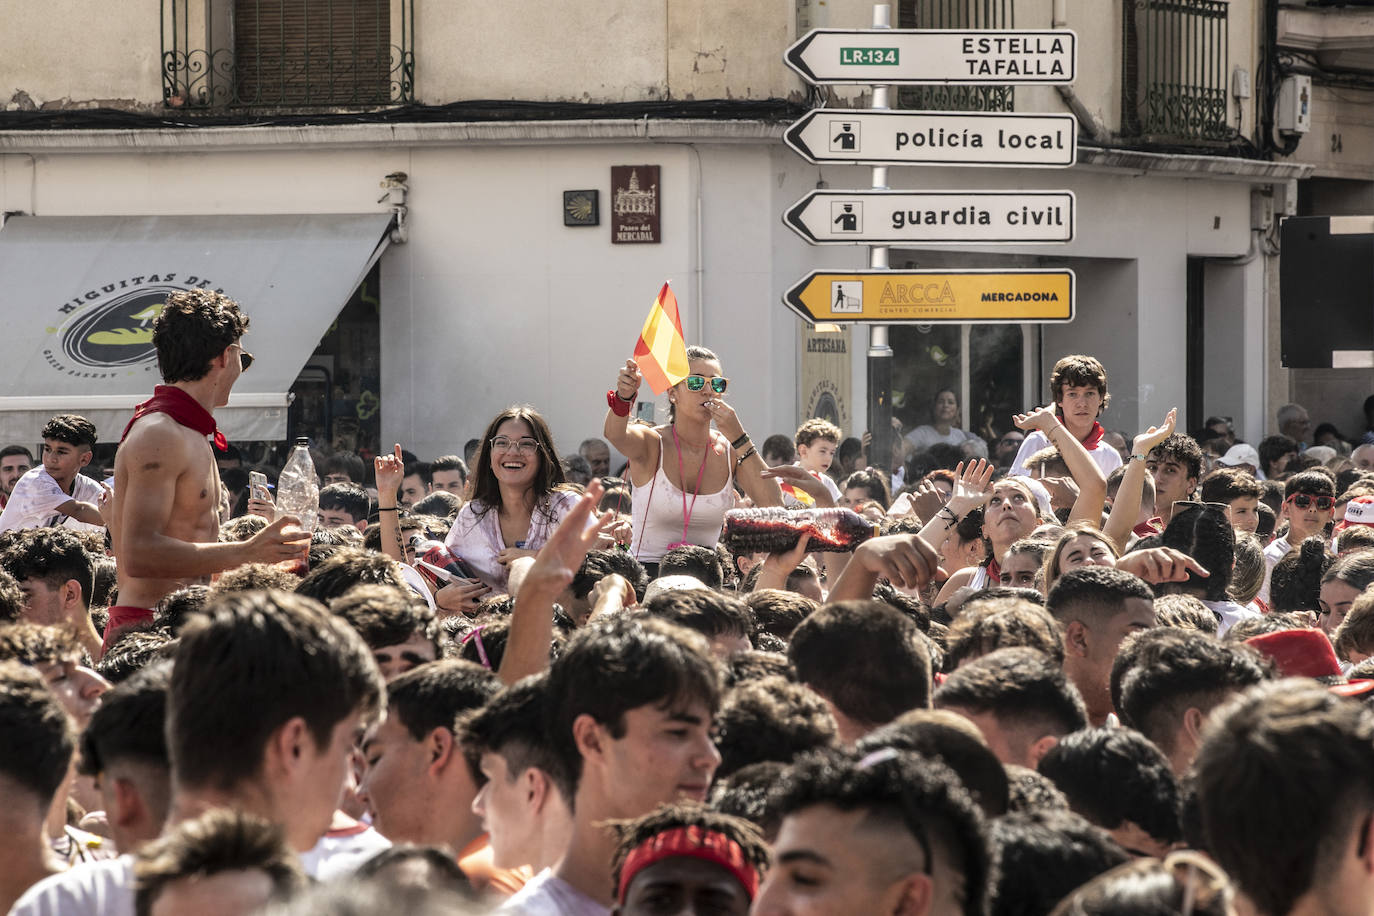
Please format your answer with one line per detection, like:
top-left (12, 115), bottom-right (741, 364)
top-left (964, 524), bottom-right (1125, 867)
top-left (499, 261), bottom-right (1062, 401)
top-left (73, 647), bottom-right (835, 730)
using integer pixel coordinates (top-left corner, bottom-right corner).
top-left (630, 430), bottom-right (736, 564)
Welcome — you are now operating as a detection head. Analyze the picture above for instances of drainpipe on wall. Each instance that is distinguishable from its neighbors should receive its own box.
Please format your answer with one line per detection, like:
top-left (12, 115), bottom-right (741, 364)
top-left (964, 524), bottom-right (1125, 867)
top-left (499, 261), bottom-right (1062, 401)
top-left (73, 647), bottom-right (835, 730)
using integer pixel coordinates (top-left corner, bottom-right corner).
top-left (1053, 0), bottom-right (1113, 145)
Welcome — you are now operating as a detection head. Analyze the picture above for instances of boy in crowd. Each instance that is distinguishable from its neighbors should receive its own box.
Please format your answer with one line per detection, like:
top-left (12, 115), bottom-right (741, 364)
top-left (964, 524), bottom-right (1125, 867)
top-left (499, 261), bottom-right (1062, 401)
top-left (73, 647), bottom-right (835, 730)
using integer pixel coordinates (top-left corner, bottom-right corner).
top-left (1145, 433), bottom-right (1204, 526)
top-left (788, 600), bottom-right (932, 745)
top-left (0, 444), bottom-right (34, 510)
top-left (318, 482), bottom-right (372, 532)
top-left (1044, 567), bottom-right (1157, 726)
top-left (1010, 355), bottom-right (1122, 478)
top-left (430, 455), bottom-right (470, 497)
top-left (1261, 470), bottom-right (1337, 601)
top-left (610, 804), bottom-right (769, 916)
top-left (0, 414), bottom-right (106, 535)
top-left (502, 617), bottom-right (722, 914)
top-left (358, 658), bottom-right (517, 893)
top-left (1, 528), bottom-right (102, 659)
top-left (934, 647), bottom-right (1087, 769)
top-left (1200, 466), bottom-right (1266, 535)
top-left (11, 589), bottom-right (385, 914)
top-left (754, 748), bottom-right (989, 916)
top-left (0, 661), bottom-right (74, 913)
top-left (460, 673), bottom-right (574, 877)
top-left (792, 418), bottom-right (843, 503)
top-left (331, 584), bottom-right (439, 680)
top-left (1115, 628), bottom-right (1271, 774)
top-left (1194, 680), bottom-right (1374, 916)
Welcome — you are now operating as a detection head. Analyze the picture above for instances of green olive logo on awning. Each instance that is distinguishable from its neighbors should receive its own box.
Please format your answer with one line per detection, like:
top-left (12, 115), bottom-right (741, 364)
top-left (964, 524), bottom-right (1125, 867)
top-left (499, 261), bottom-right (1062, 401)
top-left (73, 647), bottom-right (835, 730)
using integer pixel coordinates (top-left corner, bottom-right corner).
top-left (62, 290), bottom-right (174, 368)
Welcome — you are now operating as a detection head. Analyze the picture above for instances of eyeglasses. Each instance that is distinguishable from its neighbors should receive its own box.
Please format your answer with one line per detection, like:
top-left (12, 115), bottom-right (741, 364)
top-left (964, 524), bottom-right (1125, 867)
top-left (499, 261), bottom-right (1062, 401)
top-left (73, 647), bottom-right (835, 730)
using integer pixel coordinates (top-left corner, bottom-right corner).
top-left (1288, 493), bottom-right (1335, 511)
top-left (490, 436), bottom-right (540, 455)
top-left (684, 375), bottom-right (729, 394)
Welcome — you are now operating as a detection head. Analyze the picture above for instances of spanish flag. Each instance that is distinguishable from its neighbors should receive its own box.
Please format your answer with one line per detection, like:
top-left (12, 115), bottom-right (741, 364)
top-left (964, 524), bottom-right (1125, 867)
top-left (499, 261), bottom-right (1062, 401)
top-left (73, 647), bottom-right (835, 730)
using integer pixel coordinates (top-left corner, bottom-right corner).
top-left (633, 282), bottom-right (690, 395)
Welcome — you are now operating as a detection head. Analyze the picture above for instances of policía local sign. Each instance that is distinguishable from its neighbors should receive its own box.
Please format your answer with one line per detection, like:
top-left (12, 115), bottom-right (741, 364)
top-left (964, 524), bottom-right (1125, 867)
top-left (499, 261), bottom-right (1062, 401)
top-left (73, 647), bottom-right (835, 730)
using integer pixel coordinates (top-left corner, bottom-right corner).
top-left (784, 110), bottom-right (1077, 168)
top-left (785, 29), bottom-right (1077, 85)
top-left (783, 269), bottom-right (1075, 324)
top-left (783, 190), bottom-right (1075, 245)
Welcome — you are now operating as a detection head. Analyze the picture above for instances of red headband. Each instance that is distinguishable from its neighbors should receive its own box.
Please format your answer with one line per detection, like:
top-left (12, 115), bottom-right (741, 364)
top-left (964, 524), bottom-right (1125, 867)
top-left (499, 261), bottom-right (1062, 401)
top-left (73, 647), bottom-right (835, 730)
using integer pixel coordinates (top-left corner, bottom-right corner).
top-left (617, 825), bottom-right (759, 904)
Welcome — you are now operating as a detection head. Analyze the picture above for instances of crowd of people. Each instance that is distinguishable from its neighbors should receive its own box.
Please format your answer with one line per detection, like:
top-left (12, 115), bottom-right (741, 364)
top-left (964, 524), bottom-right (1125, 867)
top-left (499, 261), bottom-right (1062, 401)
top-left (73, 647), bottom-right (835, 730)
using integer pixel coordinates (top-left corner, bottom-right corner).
top-left (4, 288), bottom-right (1374, 915)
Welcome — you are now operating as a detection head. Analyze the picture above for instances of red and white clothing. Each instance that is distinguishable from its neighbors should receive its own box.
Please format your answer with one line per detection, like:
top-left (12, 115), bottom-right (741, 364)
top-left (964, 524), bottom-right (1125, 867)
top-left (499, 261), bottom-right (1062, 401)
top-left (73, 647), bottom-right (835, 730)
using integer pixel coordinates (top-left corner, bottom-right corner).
top-left (1009, 421), bottom-right (1122, 478)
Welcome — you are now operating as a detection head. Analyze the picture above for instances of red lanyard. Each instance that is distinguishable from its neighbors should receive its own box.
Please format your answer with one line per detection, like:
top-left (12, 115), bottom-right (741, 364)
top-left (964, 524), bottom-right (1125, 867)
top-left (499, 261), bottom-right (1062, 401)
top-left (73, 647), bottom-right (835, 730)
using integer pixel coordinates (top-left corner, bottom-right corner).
top-left (672, 425), bottom-right (710, 546)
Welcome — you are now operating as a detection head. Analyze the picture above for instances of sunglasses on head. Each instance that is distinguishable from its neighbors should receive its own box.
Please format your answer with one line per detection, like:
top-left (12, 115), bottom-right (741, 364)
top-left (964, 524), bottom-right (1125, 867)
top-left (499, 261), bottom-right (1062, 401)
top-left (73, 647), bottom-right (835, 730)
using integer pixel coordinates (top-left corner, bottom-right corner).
top-left (684, 375), bottom-right (729, 394)
top-left (1287, 493), bottom-right (1335, 511)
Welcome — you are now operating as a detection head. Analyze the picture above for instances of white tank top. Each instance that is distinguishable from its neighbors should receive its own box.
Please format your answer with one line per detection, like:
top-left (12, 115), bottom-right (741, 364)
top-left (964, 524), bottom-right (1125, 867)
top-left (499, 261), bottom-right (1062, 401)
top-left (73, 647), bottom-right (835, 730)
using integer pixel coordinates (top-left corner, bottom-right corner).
top-left (630, 431), bottom-right (736, 564)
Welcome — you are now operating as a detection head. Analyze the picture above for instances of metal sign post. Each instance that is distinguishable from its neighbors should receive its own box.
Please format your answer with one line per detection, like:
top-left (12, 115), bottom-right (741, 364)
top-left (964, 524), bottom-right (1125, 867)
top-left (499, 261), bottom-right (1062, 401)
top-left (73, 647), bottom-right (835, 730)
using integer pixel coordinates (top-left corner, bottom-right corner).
top-left (867, 3), bottom-right (894, 484)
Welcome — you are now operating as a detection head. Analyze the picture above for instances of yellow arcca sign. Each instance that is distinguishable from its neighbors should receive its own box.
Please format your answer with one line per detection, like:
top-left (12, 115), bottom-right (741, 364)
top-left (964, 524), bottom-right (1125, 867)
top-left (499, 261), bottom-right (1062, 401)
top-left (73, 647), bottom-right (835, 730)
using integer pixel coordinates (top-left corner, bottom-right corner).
top-left (783, 268), bottom-right (1074, 324)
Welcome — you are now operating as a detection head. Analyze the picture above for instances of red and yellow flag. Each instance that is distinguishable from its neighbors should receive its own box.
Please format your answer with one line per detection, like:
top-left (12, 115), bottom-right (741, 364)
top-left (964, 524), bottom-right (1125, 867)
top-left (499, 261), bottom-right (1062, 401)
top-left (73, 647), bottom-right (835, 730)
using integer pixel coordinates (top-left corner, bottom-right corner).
top-left (633, 282), bottom-right (689, 394)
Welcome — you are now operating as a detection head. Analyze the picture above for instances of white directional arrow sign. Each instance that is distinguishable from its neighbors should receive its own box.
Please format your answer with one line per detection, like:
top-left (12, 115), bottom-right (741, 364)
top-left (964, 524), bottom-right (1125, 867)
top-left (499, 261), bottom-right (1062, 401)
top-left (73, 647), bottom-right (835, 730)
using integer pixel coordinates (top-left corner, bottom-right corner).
top-left (784, 109), bottom-right (1077, 168)
top-left (783, 190), bottom-right (1075, 245)
top-left (785, 29), bottom-right (1077, 85)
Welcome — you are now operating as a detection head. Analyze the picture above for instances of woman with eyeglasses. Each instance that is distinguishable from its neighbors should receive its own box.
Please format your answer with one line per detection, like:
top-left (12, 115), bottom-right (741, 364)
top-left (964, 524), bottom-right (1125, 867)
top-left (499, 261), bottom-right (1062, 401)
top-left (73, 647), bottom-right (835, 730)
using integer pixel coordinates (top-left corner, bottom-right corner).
top-left (440, 405), bottom-right (577, 595)
top-left (606, 347), bottom-right (783, 576)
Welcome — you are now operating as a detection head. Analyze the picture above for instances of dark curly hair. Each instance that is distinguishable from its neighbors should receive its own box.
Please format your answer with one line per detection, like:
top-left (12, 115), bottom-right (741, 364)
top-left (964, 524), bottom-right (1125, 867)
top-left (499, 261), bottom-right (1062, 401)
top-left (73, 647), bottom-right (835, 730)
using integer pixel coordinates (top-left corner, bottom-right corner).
top-left (713, 676), bottom-right (836, 779)
top-left (153, 288), bottom-right (250, 384)
top-left (608, 802), bottom-right (770, 903)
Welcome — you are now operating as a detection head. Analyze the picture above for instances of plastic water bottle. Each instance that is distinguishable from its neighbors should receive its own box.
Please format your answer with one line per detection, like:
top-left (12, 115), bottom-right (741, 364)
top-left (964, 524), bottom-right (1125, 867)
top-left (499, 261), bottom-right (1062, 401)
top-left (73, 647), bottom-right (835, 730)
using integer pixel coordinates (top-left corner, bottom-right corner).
top-left (275, 438), bottom-right (318, 574)
top-left (721, 507), bottom-right (877, 554)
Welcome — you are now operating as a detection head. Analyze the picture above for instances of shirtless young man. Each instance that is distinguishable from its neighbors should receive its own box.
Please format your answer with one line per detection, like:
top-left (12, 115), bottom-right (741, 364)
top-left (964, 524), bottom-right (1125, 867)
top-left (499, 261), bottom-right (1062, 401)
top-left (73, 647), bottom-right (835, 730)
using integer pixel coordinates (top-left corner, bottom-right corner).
top-left (105, 290), bottom-right (305, 651)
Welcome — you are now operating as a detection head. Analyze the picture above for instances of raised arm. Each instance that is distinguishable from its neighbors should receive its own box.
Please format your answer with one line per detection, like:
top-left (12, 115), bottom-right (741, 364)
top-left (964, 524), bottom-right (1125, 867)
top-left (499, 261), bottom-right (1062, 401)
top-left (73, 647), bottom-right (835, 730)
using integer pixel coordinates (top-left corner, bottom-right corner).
top-left (500, 481), bottom-right (613, 685)
top-left (373, 443), bottom-right (406, 564)
top-left (1103, 408), bottom-right (1177, 551)
top-left (916, 459), bottom-right (993, 553)
top-left (117, 426), bottom-right (303, 579)
top-left (604, 359), bottom-right (659, 472)
top-left (1014, 406), bottom-right (1106, 526)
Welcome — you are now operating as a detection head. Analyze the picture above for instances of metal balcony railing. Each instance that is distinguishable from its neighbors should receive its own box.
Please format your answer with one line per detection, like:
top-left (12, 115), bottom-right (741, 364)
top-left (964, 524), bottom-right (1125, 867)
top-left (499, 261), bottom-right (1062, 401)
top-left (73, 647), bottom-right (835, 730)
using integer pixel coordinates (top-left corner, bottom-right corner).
top-left (897, 0), bottom-right (1015, 112)
top-left (1122, 0), bottom-right (1230, 143)
top-left (161, 0), bottom-right (414, 109)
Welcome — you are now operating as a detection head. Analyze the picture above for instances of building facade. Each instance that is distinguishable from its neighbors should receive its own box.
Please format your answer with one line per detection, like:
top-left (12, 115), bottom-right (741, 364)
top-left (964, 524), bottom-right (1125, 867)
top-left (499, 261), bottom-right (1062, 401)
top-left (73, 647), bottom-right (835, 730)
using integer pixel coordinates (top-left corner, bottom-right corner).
top-left (0, 0), bottom-right (1360, 463)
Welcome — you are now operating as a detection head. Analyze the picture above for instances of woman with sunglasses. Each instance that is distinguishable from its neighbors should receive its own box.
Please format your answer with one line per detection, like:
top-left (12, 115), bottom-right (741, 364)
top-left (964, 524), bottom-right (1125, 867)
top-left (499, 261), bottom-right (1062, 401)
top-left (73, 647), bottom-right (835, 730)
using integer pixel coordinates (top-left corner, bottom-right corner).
top-left (606, 347), bottom-right (783, 576)
top-left (439, 405), bottom-right (577, 596)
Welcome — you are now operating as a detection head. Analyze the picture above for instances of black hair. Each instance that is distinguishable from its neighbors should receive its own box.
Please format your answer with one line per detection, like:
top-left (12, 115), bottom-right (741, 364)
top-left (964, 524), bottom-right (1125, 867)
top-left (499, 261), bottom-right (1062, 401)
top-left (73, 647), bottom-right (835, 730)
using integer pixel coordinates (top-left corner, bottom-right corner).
top-left (944, 598), bottom-right (1064, 669)
top-left (609, 803), bottom-right (771, 902)
top-left (713, 676), bottom-right (836, 779)
top-left (152, 288), bottom-right (250, 384)
top-left (657, 544), bottom-right (726, 590)
top-left (1116, 629), bottom-right (1271, 756)
top-left (40, 414), bottom-right (98, 452)
top-left (1037, 726), bottom-right (1182, 845)
top-left (294, 548), bottom-right (407, 605)
top-left (857, 710), bottom-right (1010, 818)
top-left (0, 660), bottom-right (74, 807)
top-left (571, 549), bottom-right (650, 603)
top-left (1284, 469), bottom-right (1337, 499)
top-left (708, 760), bottom-right (787, 840)
top-left (989, 809), bottom-right (1130, 916)
top-left (935, 646), bottom-right (1088, 738)
top-left (1146, 433), bottom-right (1203, 482)
top-left (743, 589), bottom-right (816, 641)
top-left (788, 600), bottom-right (931, 729)
top-left (1269, 536), bottom-right (1334, 615)
top-left (546, 616), bottom-right (723, 797)
top-left (457, 672), bottom-right (573, 803)
top-left (384, 659), bottom-right (500, 741)
top-left (319, 482), bottom-right (371, 522)
top-left (321, 452), bottom-right (367, 486)
top-left (647, 589), bottom-right (755, 644)
top-left (1258, 435), bottom-right (1299, 478)
top-left (79, 660), bottom-right (170, 776)
top-left (0, 527), bottom-right (95, 610)
top-left (1157, 502), bottom-right (1234, 602)
top-left (771, 748), bottom-right (990, 916)
top-left (1045, 566), bottom-right (1154, 626)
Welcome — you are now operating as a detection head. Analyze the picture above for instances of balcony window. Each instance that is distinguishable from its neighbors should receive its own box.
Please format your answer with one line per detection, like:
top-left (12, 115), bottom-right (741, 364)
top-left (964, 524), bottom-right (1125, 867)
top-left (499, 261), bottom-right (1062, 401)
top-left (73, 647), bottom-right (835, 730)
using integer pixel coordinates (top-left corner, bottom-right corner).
top-left (1121, 0), bottom-right (1231, 143)
top-left (896, 0), bottom-right (1016, 112)
top-left (161, 0), bottom-right (414, 109)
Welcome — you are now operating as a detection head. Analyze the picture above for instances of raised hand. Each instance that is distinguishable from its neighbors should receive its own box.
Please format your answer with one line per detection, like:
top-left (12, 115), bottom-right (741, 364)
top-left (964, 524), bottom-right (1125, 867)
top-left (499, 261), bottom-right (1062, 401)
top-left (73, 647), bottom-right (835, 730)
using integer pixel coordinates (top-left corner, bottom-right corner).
top-left (836, 533), bottom-right (946, 595)
top-left (1013, 405), bottom-right (1060, 434)
top-left (616, 359), bottom-right (642, 400)
top-left (1132, 407), bottom-right (1178, 457)
top-left (518, 480), bottom-right (615, 598)
top-left (762, 465), bottom-right (836, 507)
top-left (374, 443), bottom-right (405, 504)
top-left (946, 458), bottom-right (995, 516)
top-left (909, 479), bottom-right (949, 525)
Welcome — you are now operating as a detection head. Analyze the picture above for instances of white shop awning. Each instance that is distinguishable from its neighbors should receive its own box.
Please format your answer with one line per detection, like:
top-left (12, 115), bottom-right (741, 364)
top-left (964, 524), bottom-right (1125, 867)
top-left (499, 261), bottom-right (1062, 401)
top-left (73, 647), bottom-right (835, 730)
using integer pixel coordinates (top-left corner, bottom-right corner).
top-left (0, 213), bottom-right (393, 443)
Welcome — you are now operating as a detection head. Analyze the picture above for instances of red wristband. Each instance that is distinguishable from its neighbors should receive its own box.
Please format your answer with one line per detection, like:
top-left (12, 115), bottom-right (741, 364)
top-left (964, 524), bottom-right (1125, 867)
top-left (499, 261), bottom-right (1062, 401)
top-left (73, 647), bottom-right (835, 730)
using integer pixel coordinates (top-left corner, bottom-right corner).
top-left (607, 389), bottom-right (636, 417)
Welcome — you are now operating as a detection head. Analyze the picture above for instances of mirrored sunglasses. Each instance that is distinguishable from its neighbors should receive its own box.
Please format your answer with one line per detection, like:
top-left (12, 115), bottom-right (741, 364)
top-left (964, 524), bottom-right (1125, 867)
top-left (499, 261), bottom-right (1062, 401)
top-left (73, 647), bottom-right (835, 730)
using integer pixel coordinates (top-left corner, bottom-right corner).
top-left (684, 375), bottom-right (729, 394)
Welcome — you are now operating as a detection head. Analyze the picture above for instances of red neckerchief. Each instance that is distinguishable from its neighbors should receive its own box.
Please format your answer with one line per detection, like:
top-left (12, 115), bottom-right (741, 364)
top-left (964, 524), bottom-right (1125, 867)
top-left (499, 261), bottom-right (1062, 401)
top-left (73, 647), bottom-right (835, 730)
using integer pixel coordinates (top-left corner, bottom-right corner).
top-left (1080, 421), bottom-right (1106, 450)
top-left (987, 557), bottom-right (1001, 583)
top-left (1133, 517), bottom-right (1164, 537)
top-left (121, 385), bottom-right (227, 452)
